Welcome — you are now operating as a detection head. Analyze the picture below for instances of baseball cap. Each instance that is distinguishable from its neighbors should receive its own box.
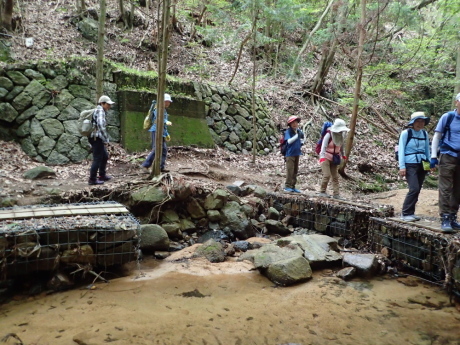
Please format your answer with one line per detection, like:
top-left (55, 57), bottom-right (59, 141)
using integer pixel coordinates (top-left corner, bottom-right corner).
top-left (98, 95), bottom-right (115, 104)
top-left (164, 94), bottom-right (173, 102)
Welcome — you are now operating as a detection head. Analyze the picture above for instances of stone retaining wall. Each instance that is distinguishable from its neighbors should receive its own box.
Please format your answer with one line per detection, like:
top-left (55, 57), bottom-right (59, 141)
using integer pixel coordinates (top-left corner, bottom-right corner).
top-left (0, 58), bottom-right (278, 164)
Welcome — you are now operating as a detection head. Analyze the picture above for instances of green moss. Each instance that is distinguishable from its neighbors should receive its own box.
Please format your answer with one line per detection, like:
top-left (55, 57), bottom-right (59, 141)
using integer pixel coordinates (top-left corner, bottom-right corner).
top-left (168, 115), bottom-right (215, 148)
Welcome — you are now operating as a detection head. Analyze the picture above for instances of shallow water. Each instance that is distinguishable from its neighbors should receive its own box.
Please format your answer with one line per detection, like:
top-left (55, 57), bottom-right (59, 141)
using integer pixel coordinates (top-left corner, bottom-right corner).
top-left (0, 258), bottom-right (459, 345)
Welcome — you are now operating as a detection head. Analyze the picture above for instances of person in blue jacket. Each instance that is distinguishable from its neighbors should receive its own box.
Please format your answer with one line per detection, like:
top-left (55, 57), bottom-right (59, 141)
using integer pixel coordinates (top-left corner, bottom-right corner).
top-left (398, 112), bottom-right (430, 222)
top-left (430, 93), bottom-right (460, 232)
top-left (141, 94), bottom-right (173, 172)
top-left (284, 115), bottom-right (304, 193)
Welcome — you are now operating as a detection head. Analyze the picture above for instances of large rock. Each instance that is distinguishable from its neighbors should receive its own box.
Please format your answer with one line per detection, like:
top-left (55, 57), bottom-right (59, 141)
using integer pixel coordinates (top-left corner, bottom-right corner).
top-left (220, 201), bottom-right (254, 239)
top-left (15, 105), bottom-right (38, 124)
top-left (30, 118), bottom-right (45, 145)
top-left (56, 133), bottom-right (79, 154)
top-left (68, 144), bottom-right (89, 162)
top-left (161, 209), bottom-right (179, 223)
top-left (161, 222), bottom-right (182, 239)
top-left (77, 18), bottom-right (99, 42)
top-left (204, 189), bottom-right (228, 210)
top-left (186, 197), bottom-right (206, 219)
top-left (36, 105), bottom-right (60, 120)
top-left (6, 70), bottom-right (30, 86)
top-left (139, 224), bottom-right (170, 253)
top-left (130, 186), bottom-right (169, 204)
top-left (23, 166), bottom-right (56, 180)
top-left (265, 219), bottom-right (290, 236)
top-left (46, 150), bottom-right (70, 165)
top-left (12, 91), bottom-right (32, 112)
top-left (342, 253), bottom-right (379, 277)
top-left (36, 136), bottom-right (56, 158)
top-left (194, 239), bottom-right (225, 263)
top-left (41, 118), bottom-right (65, 139)
top-left (279, 234), bottom-right (342, 267)
top-left (0, 102), bottom-right (18, 122)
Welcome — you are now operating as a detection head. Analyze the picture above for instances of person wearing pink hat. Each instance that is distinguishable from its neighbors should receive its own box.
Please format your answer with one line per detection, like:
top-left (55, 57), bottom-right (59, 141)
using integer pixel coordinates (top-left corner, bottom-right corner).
top-left (284, 115), bottom-right (305, 193)
top-left (318, 118), bottom-right (349, 199)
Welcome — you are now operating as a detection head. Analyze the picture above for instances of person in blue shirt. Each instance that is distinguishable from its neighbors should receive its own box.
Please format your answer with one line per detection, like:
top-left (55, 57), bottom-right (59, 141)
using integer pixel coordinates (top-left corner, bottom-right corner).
top-left (430, 93), bottom-right (460, 232)
top-left (398, 112), bottom-right (430, 222)
top-left (141, 94), bottom-right (173, 172)
top-left (284, 115), bottom-right (304, 193)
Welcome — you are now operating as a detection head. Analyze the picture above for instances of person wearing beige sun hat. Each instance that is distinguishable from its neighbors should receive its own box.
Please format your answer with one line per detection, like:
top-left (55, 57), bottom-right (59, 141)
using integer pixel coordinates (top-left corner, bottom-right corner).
top-left (398, 111), bottom-right (430, 222)
top-left (318, 118), bottom-right (349, 199)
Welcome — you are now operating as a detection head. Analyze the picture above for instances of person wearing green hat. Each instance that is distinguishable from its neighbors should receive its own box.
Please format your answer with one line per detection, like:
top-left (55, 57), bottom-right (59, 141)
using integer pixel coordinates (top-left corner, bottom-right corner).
top-left (398, 112), bottom-right (430, 222)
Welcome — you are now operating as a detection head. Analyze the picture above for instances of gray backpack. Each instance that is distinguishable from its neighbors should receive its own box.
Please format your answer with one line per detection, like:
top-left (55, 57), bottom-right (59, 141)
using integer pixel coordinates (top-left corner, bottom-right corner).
top-left (78, 108), bottom-right (97, 136)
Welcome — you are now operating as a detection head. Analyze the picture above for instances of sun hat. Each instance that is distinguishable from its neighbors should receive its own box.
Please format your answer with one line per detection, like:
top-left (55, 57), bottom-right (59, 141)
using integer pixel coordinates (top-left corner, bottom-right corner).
top-left (98, 95), bottom-right (115, 104)
top-left (287, 115), bottom-right (301, 125)
top-left (330, 119), bottom-right (350, 133)
top-left (164, 93), bottom-right (173, 102)
top-left (407, 111), bottom-right (430, 126)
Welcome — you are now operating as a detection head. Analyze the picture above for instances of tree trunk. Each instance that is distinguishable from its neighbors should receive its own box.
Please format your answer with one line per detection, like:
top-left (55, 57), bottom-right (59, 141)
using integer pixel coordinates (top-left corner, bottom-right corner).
top-left (76, 0), bottom-right (86, 13)
top-left (2, 0), bottom-right (14, 31)
top-left (151, 0), bottom-right (171, 177)
top-left (251, 3), bottom-right (258, 164)
top-left (95, 0), bottom-right (107, 102)
top-left (339, 0), bottom-right (366, 176)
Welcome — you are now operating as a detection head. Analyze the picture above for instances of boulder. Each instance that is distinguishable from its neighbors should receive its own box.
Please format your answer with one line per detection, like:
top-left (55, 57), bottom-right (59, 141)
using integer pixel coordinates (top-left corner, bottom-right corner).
top-left (130, 186), bottom-right (169, 204)
top-left (161, 222), bottom-right (182, 239)
top-left (23, 166), bottom-right (56, 180)
top-left (186, 197), bottom-right (206, 219)
top-left (265, 219), bottom-right (290, 236)
top-left (194, 239), bottom-right (225, 263)
top-left (204, 189), bottom-right (228, 210)
top-left (139, 224), bottom-right (170, 253)
top-left (342, 253), bottom-right (379, 277)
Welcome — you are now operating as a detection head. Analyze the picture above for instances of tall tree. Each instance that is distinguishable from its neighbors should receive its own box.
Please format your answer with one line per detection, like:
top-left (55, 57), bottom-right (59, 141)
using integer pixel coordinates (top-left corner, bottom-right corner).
top-left (339, 0), bottom-right (366, 176)
top-left (152, 0), bottom-right (171, 177)
top-left (1, 0), bottom-right (14, 31)
top-left (95, 0), bottom-right (107, 102)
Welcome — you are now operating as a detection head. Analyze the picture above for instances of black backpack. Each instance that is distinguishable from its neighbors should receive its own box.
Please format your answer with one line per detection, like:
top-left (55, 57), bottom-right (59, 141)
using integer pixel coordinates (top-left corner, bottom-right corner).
top-left (394, 128), bottom-right (427, 161)
top-left (438, 111), bottom-right (456, 155)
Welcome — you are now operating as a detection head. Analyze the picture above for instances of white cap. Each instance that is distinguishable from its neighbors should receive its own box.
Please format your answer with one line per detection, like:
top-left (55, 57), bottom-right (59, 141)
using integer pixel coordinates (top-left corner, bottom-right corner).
top-left (98, 95), bottom-right (115, 104)
top-left (330, 118), bottom-right (350, 133)
top-left (164, 93), bottom-right (173, 102)
top-left (455, 93), bottom-right (460, 102)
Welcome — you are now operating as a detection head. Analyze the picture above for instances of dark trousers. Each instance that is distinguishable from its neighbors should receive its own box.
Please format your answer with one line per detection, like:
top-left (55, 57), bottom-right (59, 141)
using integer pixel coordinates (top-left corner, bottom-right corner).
top-left (142, 131), bottom-right (167, 169)
top-left (285, 155), bottom-right (299, 189)
top-left (438, 153), bottom-right (460, 215)
top-left (402, 163), bottom-right (426, 216)
top-left (89, 137), bottom-right (108, 180)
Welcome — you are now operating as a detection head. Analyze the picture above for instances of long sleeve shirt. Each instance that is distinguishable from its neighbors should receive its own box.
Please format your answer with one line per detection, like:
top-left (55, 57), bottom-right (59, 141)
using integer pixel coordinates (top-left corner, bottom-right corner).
top-left (91, 105), bottom-right (109, 143)
top-left (149, 108), bottom-right (170, 137)
top-left (319, 132), bottom-right (344, 160)
top-left (398, 128), bottom-right (430, 169)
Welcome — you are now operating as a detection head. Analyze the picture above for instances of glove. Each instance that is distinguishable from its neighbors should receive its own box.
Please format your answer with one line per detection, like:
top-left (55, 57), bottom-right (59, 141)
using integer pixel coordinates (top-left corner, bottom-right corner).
top-left (319, 158), bottom-right (326, 164)
top-left (342, 156), bottom-right (347, 160)
top-left (166, 121), bottom-right (172, 126)
top-left (165, 135), bottom-right (171, 142)
top-left (430, 158), bottom-right (438, 169)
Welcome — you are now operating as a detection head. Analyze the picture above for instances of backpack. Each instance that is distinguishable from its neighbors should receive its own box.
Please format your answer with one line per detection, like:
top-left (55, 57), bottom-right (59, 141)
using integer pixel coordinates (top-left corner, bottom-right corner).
top-left (394, 128), bottom-right (427, 161)
top-left (315, 121), bottom-right (333, 154)
top-left (78, 108), bottom-right (97, 136)
top-left (143, 100), bottom-right (157, 130)
top-left (279, 129), bottom-right (287, 156)
top-left (438, 111), bottom-right (456, 155)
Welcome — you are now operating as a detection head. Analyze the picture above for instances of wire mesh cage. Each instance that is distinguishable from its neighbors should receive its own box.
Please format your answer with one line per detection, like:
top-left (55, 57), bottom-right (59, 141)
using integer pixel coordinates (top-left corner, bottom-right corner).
top-left (369, 217), bottom-right (450, 282)
top-left (0, 202), bottom-right (141, 279)
top-left (267, 193), bottom-right (393, 248)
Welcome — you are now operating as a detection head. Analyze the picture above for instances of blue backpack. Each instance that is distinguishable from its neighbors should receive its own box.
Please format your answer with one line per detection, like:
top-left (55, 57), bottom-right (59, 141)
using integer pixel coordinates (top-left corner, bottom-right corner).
top-left (315, 121), bottom-right (333, 154)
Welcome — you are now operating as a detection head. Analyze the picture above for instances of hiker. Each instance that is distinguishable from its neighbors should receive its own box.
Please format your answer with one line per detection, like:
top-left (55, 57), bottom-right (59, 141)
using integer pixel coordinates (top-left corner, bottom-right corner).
top-left (318, 118), bottom-right (349, 199)
top-left (284, 115), bottom-right (305, 193)
top-left (430, 93), bottom-right (460, 233)
top-left (88, 95), bottom-right (114, 185)
top-left (141, 93), bottom-right (173, 172)
top-left (398, 112), bottom-right (430, 222)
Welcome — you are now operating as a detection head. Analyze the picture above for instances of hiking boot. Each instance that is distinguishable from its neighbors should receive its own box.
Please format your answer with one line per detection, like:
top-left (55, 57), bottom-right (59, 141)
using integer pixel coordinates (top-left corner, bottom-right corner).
top-left (412, 215), bottom-right (421, 221)
top-left (450, 214), bottom-right (460, 230)
top-left (333, 195), bottom-right (344, 200)
top-left (400, 215), bottom-right (417, 222)
top-left (160, 168), bottom-right (170, 173)
top-left (88, 178), bottom-right (104, 185)
top-left (98, 175), bottom-right (112, 181)
top-left (318, 192), bottom-right (329, 197)
top-left (284, 187), bottom-right (294, 192)
top-left (441, 214), bottom-right (453, 233)
top-left (292, 188), bottom-right (301, 193)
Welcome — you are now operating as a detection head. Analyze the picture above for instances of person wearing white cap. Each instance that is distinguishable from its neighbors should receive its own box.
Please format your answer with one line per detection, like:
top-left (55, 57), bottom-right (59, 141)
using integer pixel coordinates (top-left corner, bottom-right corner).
top-left (88, 95), bottom-right (115, 185)
top-left (430, 93), bottom-right (460, 233)
top-left (398, 112), bottom-right (430, 222)
top-left (141, 94), bottom-right (173, 172)
top-left (318, 118), bottom-right (349, 199)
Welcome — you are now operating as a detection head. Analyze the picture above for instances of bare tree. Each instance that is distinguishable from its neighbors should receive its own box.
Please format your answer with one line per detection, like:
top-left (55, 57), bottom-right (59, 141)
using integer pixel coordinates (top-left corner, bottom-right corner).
top-left (95, 0), bottom-right (107, 101)
top-left (339, 0), bottom-right (366, 176)
top-left (76, 0), bottom-right (86, 13)
top-left (1, 0), bottom-right (14, 31)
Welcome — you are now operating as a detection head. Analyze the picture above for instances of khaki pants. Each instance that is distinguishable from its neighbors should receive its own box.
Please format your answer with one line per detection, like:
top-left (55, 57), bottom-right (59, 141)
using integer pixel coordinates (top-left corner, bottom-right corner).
top-left (320, 159), bottom-right (339, 196)
top-left (285, 156), bottom-right (300, 189)
top-left (438, 153), bottom-right (460, 215)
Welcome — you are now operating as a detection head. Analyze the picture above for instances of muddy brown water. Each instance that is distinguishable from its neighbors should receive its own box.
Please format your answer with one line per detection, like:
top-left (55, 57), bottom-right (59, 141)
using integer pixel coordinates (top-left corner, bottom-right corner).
top-left (0, 257), bottom-right (459, 345)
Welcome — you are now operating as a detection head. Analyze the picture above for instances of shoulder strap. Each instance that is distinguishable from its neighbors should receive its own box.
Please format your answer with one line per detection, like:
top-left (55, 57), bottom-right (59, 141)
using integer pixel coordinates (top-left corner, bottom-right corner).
top-left (405, 128), bottom-right (413, 146)
top-left (445, 111), bottom-right (455, 141)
